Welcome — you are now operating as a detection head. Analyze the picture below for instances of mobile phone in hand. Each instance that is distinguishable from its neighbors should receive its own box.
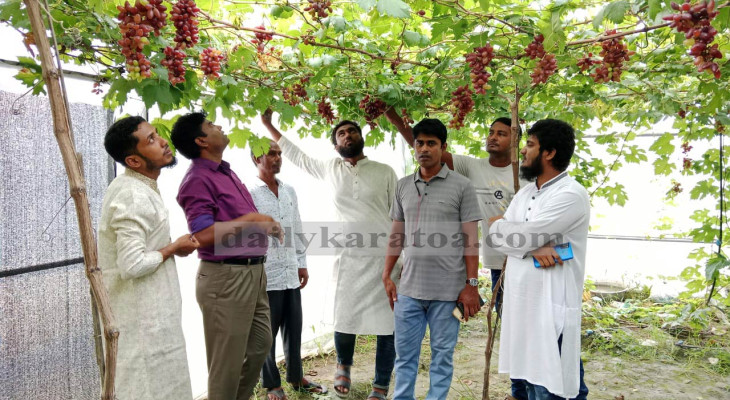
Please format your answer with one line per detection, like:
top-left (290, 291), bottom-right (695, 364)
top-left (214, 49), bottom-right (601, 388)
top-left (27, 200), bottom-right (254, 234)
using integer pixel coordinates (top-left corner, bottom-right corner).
top-left (452, 296), bottom-right (486, 322)
top-left (533, 242), bottom-right (574, 268)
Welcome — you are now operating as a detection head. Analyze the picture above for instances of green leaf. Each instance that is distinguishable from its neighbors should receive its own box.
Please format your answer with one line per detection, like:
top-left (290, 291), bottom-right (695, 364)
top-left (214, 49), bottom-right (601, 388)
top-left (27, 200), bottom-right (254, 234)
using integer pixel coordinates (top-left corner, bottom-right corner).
top-left (357, 0), bottom-right (377, 11)
top-left (715, 7), bottom-right (730, 31)
top-left (403, 30), bottom-right (424, 46)
top-left (328, 16), bottom-right (348, 32)
top-left (603, 1), bottom-right (630, 24)
top-left (478, 0), bottom-right (490, 12)
top-left (648, 0), bottom-right (663, 20)
top-left (689, 179), bottom-right (717, 200)
top-left (649, 132), bottom-right (675, 156)
top-left (228, 126), bottom-right (253, 149)
top-left (653, 157), bottom-right (675, 175)
top-left (376, 0), bottom-right (410, 18)
top-left (252, 88), bottom-right (274, 111)
top-left (270, 5), bottom-right (294, 19)
top-left (705, 255), bottom-right (730, 281)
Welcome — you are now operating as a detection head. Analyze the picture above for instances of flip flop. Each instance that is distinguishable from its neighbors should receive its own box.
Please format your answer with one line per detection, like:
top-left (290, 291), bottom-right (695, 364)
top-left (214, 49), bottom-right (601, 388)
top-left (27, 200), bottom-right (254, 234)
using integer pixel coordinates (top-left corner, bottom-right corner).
top-left (292, 379), bottom-right (328, 395)
top-left (333, 364), bottom-right (351, 398)
top-left (266, 388), bottom-right (287, 400)
top-left (367, 389), bottom-right (388, 400)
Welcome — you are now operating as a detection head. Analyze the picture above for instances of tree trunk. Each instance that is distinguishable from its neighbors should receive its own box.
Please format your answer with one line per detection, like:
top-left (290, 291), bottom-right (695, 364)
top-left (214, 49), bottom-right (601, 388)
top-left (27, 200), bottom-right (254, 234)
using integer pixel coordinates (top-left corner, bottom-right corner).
top-left (22, 1), bottom-right (119, 399)
top-left (482, 88), bottom-right (522, 400)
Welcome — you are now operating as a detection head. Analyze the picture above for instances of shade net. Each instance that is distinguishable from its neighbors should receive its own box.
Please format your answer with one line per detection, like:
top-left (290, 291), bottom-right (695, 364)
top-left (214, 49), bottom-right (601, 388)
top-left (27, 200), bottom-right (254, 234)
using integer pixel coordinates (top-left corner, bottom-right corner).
top-left (0, 90), bottom-right (112, 399)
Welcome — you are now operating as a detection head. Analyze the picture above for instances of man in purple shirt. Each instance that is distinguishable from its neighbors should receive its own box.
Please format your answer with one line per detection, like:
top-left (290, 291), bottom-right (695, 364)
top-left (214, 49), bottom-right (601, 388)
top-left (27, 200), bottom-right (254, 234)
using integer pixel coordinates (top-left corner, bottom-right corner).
top-left (171, 112), bottom-right (282, 400)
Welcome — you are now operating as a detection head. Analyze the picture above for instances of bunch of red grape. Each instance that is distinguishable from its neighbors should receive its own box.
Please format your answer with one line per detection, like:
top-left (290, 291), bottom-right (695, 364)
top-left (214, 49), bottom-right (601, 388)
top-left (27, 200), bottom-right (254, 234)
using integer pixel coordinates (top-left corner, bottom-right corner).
top-left (401, 108), bottom-right (414, 125)
top-left (530, 53), bottom-right (557, 85)
top-left (140, 0), bottom-right (167, 36)
top-left (678, 108), bottom-right (687, 118)
top-left (116, 2), bottom-right (153, 80)
top-left (670, 181), bottom-right (683, 193)
top-left (359, 95), bottom-right (387, 129)
top-left (162, 46), bottom-right (186, 84)
top-left (317, 98), bottom-right (336, 124)
top-left (525, 34), bottom-right (546, 59)
top-left (591, 30), bottom-right (633, 83)
top-left (200, 47), bottom-right (223, 79)
top-left (681, 141), bottom-right (693, 171)
top-left (171, 0), bottom-right (200, 49)
top-left (92, 81), bottom-right (103, 95)
top-left (663, 0), bottom-right (722, 78)
top-left (283, 83), bottom-right (308, 106)
top-left (304, 0), bottom-right (333, 19)
top-left (465, 44), bottom-right (494, 95)
top-left (252, 25), bottom-right (274, 53)
top-left (577, 52), bottom-right (599, 72)
top-left (448, 85), bottom-right (474, 130)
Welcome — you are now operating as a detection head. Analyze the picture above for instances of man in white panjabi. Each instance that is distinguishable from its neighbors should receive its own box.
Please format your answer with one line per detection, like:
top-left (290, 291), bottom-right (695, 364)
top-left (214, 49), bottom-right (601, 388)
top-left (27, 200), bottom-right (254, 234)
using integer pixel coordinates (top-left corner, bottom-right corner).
top-left (489, 119), bottom-right (590, 400)
top-left (262, 110), bottom-right (398, 400)
top-left (98, 116), bottom-right (199, 399)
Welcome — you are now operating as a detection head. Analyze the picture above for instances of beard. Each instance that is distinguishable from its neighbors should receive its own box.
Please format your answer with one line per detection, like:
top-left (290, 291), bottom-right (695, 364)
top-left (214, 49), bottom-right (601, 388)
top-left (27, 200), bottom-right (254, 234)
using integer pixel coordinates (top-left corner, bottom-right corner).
top-left (519, 153), bottom-right (542, 181)
top-left (336, 138), bottom-right (365, 158)
top-left (141, 154), bottom-right (177, 170)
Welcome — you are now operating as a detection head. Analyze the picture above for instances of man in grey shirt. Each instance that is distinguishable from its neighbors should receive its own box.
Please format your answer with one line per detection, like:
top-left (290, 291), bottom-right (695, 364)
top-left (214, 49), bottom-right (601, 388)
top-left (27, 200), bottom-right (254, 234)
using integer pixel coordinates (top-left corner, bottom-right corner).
top-left (382, 118), bottom-right (482, 400)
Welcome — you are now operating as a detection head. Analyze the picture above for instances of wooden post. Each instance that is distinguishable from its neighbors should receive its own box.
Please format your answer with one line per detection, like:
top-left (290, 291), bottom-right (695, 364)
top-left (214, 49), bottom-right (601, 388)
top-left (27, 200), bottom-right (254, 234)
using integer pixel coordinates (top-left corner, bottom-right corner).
top-left (482, 87), bottom-right (522, 400)
top-left (22, 1), bottom-right (119, 399)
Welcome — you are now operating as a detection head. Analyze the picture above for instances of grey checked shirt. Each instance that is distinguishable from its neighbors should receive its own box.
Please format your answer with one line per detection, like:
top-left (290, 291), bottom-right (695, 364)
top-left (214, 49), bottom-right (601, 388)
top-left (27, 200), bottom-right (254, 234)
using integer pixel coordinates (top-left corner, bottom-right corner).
top-left (250, 178), bottom-right (307, 291)
top-left (390, 164), bottom-right (482, 301)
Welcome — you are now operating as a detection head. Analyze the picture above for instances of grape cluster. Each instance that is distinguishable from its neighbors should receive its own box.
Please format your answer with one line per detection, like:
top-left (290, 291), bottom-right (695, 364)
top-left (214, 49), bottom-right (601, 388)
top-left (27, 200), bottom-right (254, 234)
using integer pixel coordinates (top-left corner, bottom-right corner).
top-left (681, 141), bottom-right (693, 171)
top-left (92, 81), bottom-right (103, 95)
top-left (670, 181), bottom-right (683, 194)
top-left (359, 95), bottom-right (387, 129)
top-left (465, 44), bottom-right (494, 95)
top-left (448, 85), bottom-right (474, 130)
top-left (253, 25), bottom-right (274, 53)
top-left (317, 98), bottom-right (336, 124)
top-left (525, 34), bottom-right (546, 59)
top-left (171, 0), bottom-right (200, 49)
top-left (401, 108), bottom-right (414, 125)
top-left (530, 53), bottom-right (558, 85)
top-left (591, 30), bottom-right (633, 83)
top-left (141, 0), bottom-right (167, 36)
top-left (116, 2), bottom-right (153, 80)
top-left (663, 0), bottom-right (722, 78)
top-left (162, 46), bottom-right (186, 84)
top-left (283, 83), bottom-right (308, 106)
top-left (304, 0), bottom-right (333, 19)
top-left (678, 108), bottom-right (687, 118)
top-left (200, 47), bottom-right (223, 79)
top-left (301, 33), bottom-right (316, 45)
top-left (577, 52), bottom-right (599, 72)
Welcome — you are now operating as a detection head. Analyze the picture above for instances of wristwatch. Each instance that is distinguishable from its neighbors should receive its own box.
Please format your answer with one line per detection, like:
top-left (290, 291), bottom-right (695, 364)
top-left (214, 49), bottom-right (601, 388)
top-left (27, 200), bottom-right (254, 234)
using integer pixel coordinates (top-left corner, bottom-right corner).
top-left (466, 278), bottom-right (479, 287)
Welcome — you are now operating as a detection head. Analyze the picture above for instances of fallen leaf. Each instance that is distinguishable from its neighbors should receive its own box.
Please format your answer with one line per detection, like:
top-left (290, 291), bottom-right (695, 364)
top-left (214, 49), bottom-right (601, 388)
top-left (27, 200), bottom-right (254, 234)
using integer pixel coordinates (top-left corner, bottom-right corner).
top-left (708, 357), bottom-right (719, 365)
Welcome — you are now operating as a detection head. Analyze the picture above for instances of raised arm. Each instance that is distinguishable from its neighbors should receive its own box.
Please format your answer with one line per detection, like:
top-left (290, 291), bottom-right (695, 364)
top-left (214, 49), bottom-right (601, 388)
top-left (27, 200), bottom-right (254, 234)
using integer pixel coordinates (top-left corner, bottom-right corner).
top-left (261, 108), bottom-right (282, 141)
top-left (260, 109), bottom-right (328, 180)
top-left (384, 107), bottom-right (454, 170)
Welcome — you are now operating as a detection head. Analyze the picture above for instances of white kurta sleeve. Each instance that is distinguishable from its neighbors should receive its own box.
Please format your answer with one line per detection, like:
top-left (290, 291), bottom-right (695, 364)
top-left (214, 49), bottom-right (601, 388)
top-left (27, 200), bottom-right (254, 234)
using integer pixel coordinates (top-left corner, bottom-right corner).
top-left (277, 136), bottom-right (329, 180)
top-left (109, 190), bottom-right (165, 280)
top-left (489, 190), bottom-right (587, 258)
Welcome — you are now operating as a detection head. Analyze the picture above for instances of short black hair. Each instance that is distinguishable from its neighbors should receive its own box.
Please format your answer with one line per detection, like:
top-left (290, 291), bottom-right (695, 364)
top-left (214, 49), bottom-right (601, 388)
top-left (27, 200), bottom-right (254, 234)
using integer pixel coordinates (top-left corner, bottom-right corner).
top-left (412, 118), bottom-right (447, 144)
top-left (528, 119), bottom-right (575, 172)
top-left (491, 117), bottom-right (522, 138)
top-left (104, 116), bottom-right (146, 165)
top-left (330, 120), bottom-right (362, 145)
top-left (171, 112), bottom-right (207, 159)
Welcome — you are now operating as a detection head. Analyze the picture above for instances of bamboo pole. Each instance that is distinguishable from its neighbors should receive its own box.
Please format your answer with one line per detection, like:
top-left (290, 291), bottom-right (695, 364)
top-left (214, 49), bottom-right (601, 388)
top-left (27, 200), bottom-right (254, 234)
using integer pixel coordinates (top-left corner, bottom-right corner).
top-left (22, 1), bottom-right (119, 399)
top-left (482, 87), bottom-right (522, 400)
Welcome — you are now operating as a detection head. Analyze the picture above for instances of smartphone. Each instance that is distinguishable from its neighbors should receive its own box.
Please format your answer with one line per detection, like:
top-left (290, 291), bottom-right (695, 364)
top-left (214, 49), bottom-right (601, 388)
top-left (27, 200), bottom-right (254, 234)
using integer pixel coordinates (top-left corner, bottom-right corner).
top-left (453, 296), bottom-right (486, 322)
top-left (533, 242), bottom-right (574, 268)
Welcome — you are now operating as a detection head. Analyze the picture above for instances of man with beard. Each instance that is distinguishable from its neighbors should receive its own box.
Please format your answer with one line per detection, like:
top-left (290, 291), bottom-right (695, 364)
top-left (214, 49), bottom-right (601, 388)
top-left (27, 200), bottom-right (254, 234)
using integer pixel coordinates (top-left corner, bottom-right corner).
top-left (385, 109), bottom-right (530, 316)
top-left (249, 141), bottom-right (327, 399)
top-left (488, 119), bottom-right (590, 400)
top-left (172, 113), bottom-right (283, 400)
top-left (383, 118), bottom-right (482, 400)
top-left (261, 109), bottom-right (398, 400)
top-left (98, 116), bottom-right (199, 399)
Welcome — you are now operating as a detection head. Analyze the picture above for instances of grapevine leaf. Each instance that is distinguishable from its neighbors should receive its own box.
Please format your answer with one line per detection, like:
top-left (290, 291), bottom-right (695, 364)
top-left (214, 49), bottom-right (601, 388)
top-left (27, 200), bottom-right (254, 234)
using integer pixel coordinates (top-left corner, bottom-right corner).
top-left (648, 132), bottom-right (675, 156)
top-left (689, 179), bottom-right (717, 200)
top-left (376, 0), bottom-right (410, 18)
top-left (648, 0), bottom-right (663, 20)
top-left (604, 1), bottom-right (630, 24)
top-left (328, 16), bottom-right (348, 32)
top-left (356, 0), bottom-right (377, 11)
top-left (403, 30), bottom-right (426, 46)
top-left (716, 7), bottom-right (730, 31)
top-left (653, 157), bottom-right (675, 175)
top-left (705, 255), bottom-right (730, 281)
top-left (270, 5), bottom-right (293, 19)
top-left (478, 0), bottom-right (490, 12)
top-left (228, 126), bottom-right (252, 149)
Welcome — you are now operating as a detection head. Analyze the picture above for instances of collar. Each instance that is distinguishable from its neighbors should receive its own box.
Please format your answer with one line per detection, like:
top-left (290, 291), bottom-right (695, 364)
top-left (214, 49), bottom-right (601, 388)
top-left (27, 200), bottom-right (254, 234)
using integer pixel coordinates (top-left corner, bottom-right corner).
top-left (124, 169), bottom-right (158, 192)
top-left (344, 156), bottom-right (369, 167)
top-left (192, 157), bottom-right (231, 173)
top-left (539, 171), bottom-right (568, 190)
top-left (254, 176), bottom-right (283, 188)
top-left (414, 163), bottom-right (449, 182)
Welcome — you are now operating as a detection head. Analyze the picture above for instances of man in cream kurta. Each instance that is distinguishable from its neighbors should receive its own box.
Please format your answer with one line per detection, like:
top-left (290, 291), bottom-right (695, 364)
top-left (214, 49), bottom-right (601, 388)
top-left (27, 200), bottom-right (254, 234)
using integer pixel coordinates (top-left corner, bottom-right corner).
top-left (489, 119), bottom-right (590, 400)
top-left (262, 111), bottom-right (398, 399)
top-left (98, 116), bottom-right (198, 399)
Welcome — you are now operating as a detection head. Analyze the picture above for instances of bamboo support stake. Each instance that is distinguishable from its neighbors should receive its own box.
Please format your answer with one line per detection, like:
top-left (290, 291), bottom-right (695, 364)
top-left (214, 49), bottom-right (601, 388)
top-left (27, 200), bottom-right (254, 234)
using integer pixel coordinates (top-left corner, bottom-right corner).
top-left (22, 1), bottom-right (119, 399)
top-left (482, 87), bottom-right (522, 400)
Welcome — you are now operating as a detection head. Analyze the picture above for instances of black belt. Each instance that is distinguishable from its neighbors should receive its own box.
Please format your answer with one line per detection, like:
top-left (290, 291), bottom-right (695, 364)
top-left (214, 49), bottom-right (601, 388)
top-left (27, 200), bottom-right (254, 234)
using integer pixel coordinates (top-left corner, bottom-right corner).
top-left (217, 256), bottom-right (267, 265)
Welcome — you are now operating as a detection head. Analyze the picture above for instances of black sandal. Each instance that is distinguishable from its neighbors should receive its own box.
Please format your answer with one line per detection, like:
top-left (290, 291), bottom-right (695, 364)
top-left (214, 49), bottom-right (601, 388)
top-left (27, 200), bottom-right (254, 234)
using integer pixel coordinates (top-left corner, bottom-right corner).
top-left (333, 364), bottom-right (351, 398)
top-left (292, 379), bottom-right (328, 395)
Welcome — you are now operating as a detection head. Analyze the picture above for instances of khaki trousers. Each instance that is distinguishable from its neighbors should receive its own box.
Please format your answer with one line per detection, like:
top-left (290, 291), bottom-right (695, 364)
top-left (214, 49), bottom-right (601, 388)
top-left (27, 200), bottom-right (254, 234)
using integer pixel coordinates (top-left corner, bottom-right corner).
top-left (196, 261), bottom-right (272, 400)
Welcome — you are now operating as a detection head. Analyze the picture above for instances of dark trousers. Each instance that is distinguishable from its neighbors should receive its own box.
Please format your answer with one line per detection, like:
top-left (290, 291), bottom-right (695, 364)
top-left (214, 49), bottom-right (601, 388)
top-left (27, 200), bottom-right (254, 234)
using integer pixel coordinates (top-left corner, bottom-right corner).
top-left (261, 288), bottom-right (304, 389)
top-left (334, 331), bottom-right (395, 390)
top-left (491, 268), bottom-right (504, 316)
top-left (511, 335), bottom-right (589, 400)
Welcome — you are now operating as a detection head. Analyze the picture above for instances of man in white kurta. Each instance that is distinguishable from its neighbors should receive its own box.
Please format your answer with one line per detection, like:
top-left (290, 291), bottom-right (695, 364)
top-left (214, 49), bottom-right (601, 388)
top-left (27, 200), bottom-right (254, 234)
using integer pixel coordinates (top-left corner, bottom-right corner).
top-left (489, 119), bottom-right (590, 400)
top-left (262, 111), bottom-right (398, 399)
top-left (98, 116), bottom-right (198, 399)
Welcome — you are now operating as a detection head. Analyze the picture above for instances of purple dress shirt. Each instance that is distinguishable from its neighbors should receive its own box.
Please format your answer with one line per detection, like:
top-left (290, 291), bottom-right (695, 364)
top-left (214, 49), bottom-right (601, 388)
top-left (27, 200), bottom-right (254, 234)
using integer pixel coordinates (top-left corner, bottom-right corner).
top-left (177, 158), bottom-right (267, 260)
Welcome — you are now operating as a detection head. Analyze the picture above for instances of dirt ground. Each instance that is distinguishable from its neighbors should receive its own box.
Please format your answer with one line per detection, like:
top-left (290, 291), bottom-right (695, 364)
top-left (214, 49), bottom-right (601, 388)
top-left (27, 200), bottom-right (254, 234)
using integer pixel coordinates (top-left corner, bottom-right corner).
top-left (259, 312), bottom-right (730, 400)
